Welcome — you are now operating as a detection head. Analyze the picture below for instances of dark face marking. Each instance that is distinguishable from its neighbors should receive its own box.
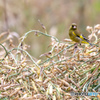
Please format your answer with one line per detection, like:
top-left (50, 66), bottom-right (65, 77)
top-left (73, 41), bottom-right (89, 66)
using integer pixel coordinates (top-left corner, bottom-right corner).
top-left (72, 24), bottom-right (77, 29)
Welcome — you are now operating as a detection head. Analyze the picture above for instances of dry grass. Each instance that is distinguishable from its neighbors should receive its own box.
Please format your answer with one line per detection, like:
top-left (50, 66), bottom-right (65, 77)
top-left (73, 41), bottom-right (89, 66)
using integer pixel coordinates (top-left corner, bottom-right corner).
top-left (0, 24), bottom-right (100, 100)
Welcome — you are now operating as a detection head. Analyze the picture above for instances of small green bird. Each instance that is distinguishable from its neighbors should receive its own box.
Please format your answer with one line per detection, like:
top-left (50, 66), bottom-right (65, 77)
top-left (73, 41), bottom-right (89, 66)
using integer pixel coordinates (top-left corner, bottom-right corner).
top-left (69, 23), bottom-right (92, 46)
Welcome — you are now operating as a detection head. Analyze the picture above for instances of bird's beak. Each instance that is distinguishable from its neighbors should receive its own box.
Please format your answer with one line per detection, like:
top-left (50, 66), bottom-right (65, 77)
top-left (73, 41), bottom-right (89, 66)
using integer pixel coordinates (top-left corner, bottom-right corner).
top-left (73, 26), bottom-right (76, 29)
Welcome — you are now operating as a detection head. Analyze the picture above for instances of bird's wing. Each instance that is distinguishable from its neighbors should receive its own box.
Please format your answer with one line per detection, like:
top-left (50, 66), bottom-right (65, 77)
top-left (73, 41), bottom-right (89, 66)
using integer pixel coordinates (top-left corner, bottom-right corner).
top-left (73, 30), bottom-right (89, 41)
top-left (73, 30), bottom-right (81, 37)
top-left (81, 34), bottom-right (89, 42)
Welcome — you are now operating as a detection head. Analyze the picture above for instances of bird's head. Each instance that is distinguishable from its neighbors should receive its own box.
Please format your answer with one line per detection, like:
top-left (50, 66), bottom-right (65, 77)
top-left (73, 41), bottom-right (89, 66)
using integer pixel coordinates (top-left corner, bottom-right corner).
top-left (70, 23), bottom-right (77, 30)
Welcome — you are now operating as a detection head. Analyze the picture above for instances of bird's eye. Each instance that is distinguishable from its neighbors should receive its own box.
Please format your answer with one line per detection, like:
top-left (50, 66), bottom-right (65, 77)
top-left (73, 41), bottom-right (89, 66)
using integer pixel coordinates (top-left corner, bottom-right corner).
top-left (72, 25), bottom-right (74, 27)
top-left (72, 25), bottom-right (76, 29)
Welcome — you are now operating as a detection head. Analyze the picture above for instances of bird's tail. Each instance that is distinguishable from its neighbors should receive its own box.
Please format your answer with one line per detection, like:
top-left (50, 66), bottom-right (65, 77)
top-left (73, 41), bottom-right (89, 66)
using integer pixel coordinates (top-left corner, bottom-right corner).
top-left (89, 43), bottom-right (99, 47)
top-left (81, 41), bottom-right (92, 46)
top-left (89, 42), bottom-right (93, 46)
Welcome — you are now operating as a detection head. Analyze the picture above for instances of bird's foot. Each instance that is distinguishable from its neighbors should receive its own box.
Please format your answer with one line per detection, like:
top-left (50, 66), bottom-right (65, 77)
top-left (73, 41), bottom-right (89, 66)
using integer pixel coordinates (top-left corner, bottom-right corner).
top-left (73, 43), bottom-right (79, 55)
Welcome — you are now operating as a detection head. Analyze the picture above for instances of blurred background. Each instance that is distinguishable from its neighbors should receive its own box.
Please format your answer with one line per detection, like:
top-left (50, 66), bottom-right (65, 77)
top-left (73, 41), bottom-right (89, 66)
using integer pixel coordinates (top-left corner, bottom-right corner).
top-left (0, 0), bottom-right (100, 58)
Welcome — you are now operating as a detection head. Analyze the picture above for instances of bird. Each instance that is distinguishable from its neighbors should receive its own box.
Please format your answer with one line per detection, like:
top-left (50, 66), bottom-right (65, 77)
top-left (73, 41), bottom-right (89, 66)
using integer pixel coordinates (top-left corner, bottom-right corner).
top-left (69, 23), bottom-right (92, 46)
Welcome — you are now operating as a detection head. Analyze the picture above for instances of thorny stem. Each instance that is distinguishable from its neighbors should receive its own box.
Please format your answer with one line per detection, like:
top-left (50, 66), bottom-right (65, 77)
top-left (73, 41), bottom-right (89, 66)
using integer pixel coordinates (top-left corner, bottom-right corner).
top-left (78, 64), bottom-right (100, 90)
top-left (44, 54), bottom-right (75, 70)
top-left (39, 44), bottom-right (74, 65)
top-left (18, 30), bottom-right (59, 49)
top-left (0, 43), bottom-right (8, 61)
top-left (43, 70), bottom-right (63, 100)
top-left (16, 30), bottom-right (59, 63)
top-left (71, 52), bottom-right (100, 74)
top-left (4, 48), bottom-right (40, 69)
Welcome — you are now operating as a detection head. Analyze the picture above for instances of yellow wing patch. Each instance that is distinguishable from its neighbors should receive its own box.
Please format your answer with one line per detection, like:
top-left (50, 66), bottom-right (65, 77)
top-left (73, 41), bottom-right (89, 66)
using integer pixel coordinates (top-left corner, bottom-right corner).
top-left (80, 35), bottom-right (89, 44)
top-left (80, 35), bottom-right (84, 40)
top-left (72, 32), bottom-right (76, 36)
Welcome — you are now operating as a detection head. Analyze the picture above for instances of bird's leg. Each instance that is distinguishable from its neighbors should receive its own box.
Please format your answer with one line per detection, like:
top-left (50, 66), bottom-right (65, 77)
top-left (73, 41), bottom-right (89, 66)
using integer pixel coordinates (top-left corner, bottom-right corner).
top-left (73, 43), bottom-right (78, 55)
top-left (74, 43), bottom-right (78, 48)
